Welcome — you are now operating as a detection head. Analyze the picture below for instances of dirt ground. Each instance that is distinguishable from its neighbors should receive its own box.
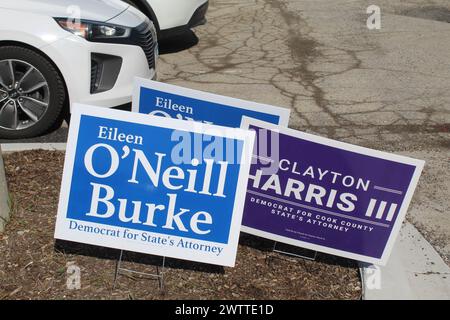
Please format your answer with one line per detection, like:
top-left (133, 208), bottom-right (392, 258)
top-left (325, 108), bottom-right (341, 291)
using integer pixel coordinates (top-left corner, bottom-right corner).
top-left (0, 150), bottom-right (361, 300)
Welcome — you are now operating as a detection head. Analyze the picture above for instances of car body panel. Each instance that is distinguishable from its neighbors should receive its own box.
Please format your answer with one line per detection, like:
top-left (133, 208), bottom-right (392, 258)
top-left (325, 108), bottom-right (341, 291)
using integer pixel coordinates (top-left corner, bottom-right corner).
top-left (131, 0), bottom-right (208, 31)
top-left (107, 4), bottom-right (150, 28)
top-left (0, 8), bottom-right (70, 49)
top-left (0, 0), bottom-right (130, 22)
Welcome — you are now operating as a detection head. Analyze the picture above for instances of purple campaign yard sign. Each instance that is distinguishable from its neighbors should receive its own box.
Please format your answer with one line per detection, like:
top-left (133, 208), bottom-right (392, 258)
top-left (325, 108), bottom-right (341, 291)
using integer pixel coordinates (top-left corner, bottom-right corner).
top-left (240, 117), bottom-right (424, 265)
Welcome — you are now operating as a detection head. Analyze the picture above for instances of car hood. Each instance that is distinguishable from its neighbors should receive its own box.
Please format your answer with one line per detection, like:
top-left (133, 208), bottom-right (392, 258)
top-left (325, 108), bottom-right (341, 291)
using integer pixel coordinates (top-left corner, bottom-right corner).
top-left (0, 0), bottom-right (130, 22)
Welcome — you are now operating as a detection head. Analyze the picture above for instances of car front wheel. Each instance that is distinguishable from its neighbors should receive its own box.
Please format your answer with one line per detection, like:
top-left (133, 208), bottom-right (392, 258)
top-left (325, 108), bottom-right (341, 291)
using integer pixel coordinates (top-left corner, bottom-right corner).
top-left (0, 46), bottom-right (66, 139)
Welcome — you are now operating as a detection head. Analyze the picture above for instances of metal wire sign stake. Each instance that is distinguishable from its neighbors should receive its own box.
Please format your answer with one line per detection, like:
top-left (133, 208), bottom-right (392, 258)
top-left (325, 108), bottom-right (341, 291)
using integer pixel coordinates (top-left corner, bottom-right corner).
top-left (113, 250), bottom-right (166, 293)
top-left (271, 242), bottom-right (318, 261)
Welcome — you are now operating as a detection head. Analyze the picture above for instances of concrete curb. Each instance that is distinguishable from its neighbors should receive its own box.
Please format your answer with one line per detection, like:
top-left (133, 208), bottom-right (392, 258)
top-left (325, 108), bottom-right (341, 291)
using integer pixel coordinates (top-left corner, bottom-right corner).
top-left (360, 221), bottom-right (450, 300)
top-left (0, 143), bottom-right (67, 153)
top-left (0, 145), bottom-right (10, 233)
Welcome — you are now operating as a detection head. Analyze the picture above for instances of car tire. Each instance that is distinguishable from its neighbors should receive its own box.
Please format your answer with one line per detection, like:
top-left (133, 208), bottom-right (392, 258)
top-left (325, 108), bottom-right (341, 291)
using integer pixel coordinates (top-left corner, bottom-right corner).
top-left (0, 45), bottom-right (66, 139)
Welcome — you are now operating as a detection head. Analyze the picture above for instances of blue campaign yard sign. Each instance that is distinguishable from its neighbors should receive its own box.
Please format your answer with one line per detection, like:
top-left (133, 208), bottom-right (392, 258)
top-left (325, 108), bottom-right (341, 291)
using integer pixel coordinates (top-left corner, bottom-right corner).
top-left (54, 104), bottom-right (255, 267)
top-left (132, 77), bottom-right (290, 127)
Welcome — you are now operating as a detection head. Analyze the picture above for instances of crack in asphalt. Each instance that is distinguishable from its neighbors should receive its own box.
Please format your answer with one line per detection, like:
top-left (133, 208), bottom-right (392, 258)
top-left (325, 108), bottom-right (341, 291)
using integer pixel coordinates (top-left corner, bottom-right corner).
top-left (266, 0), bottom-right (354, 132)
top-left (158, 0), bottom-right (449, 148)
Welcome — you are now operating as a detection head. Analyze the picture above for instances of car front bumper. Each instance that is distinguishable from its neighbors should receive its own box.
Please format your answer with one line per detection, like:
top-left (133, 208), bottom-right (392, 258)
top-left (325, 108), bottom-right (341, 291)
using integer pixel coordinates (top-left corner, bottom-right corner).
top-left (188, 1), bottom-right (209, 28)
top-left (42, 23), bottom-right (158, 110)
top-left (156, 0), bottom-right (209, 39)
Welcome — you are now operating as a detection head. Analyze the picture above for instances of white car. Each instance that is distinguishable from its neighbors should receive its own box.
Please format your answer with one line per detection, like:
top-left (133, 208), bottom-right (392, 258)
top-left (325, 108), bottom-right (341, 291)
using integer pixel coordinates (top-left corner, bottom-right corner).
top-left (0, 0), bottom-right (158, 139)
top-left (126, 0), bottom-right (209, 39)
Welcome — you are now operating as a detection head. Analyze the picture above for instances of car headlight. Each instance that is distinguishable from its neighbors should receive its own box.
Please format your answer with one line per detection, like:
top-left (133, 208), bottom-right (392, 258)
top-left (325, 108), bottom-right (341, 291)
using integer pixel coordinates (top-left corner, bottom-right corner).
top-left (54, 18), bottom-right (131, 42)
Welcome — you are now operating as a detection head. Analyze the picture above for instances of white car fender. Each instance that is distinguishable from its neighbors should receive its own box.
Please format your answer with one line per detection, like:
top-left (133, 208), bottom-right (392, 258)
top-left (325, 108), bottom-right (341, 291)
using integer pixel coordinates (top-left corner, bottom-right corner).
top-left (144, 0), bottom-right (207, 30)
top-left (0, 10), bottom-right (77, 103)
top-left (0, 9), bottom-right (69, 48)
